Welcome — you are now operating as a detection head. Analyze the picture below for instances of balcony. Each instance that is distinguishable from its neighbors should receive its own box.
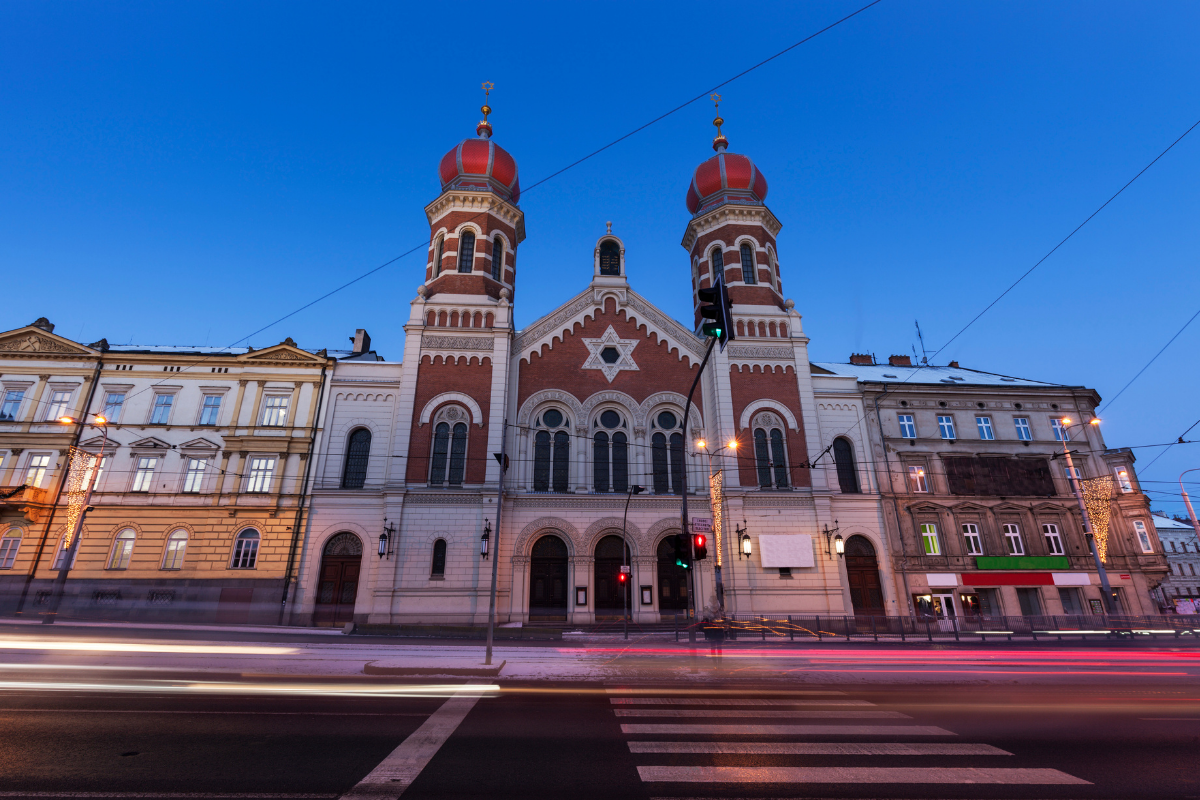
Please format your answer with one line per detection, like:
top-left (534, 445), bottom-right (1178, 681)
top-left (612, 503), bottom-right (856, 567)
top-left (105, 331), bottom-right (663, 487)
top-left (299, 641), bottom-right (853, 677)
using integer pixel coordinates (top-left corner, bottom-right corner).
top-left (0, 485), bottom-right (51, 523)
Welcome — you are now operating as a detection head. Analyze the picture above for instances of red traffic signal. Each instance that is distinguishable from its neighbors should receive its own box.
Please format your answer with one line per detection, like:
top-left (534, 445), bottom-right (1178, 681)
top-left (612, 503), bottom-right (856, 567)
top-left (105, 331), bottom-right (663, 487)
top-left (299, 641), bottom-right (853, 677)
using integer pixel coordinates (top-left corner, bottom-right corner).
top-left (617, 571), bottom-right (627, 583)
top-left (693, 533), bottom-right (708, 560)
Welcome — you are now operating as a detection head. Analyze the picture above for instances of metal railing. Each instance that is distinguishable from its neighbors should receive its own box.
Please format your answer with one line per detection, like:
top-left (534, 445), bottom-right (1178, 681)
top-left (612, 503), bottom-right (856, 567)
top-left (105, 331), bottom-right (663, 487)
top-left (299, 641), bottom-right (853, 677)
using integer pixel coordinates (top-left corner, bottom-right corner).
top-left (673, 613), bottom-right (1200, 642)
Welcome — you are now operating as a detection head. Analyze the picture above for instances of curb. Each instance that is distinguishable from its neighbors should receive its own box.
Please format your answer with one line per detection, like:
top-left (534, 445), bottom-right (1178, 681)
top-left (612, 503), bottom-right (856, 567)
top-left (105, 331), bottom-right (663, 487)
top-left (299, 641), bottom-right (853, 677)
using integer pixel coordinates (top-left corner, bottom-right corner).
top-left (362, 659), bottom-right (506, 677)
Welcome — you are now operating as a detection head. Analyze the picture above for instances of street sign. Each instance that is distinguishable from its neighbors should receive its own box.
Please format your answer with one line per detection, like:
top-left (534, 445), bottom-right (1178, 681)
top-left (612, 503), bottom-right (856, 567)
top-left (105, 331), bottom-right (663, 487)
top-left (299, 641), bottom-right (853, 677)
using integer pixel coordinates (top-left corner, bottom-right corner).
top-left (692, 518), bottom-right (712, 534)
top-left (619, 565), bottom-right (631, 574)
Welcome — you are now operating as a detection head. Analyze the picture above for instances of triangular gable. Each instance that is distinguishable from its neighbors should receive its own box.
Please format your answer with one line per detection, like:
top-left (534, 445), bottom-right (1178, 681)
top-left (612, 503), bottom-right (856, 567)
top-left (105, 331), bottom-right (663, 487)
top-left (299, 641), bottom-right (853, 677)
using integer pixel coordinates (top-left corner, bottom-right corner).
top-left (179, 437), bottom-right (220, 450)
top-left (128, 437), bottom-right (171, 450)
top-left (514, 286), bottom-right (704, 367)
top-left (947, 501), bottom-right (990, 513)
top-left (239, 338), bottom-right (327, 364)
top-left (0, 324), bottom-right (98, 357)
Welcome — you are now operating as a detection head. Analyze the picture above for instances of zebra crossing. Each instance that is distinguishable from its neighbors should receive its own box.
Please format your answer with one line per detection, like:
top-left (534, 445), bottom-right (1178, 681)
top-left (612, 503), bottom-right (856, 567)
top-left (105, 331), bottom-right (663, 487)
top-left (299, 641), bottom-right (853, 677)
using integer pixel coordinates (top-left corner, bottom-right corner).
top-left (606, 686), bottom-right (1090, 794)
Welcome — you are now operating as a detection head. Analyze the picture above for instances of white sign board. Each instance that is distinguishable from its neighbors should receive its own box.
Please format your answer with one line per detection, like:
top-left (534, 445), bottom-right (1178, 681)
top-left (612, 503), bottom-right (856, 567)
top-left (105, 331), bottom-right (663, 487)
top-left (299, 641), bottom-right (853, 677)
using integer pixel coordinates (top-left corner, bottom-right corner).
top-left (758, 534), bottom-right (815, 569)
top-left (691, 518), bottom-right (712, 533)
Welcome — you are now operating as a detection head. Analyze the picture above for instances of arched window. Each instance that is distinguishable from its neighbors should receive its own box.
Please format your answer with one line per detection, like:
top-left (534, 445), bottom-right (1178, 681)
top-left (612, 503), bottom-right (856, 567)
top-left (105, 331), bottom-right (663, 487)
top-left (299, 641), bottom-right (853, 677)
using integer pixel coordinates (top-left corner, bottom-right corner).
top-left (457, 230), bottom-right (475, 273)
top-left (710, 246), bottom-right (724, 283)
top-left (428, 407), bottom-right (469, 487)
top-left (431, 539), bottom-right (447, 578)
top-left (0, 528), bottom-right (20, 569)
top-left (341, 428), bottom-right (371, 489)
top-left (592, 409), bottom-right (629, 493)
top-left (52, 534), bottom-right (77, 570)
top-left (833, 437), bottom-right (860, 493)
top-left (230, 529), bottom-right (260, 569)
top-left (751, 412), bottom-right (789, 489)
top-left (491, 236), bottom-right (504, 281)
top-left (599, 240), bottom-right (620, 276)
top-left (533, 408), bottom-right (570, 493)
top-left (740, 243), bottom-right (757, 284)
top-left (108, 528), bottom-right (135, 570)
top-left (434, 235), bottom-right (445, 277)
top-left (650, 411), bottom-right (685, 495)
top-left (162, 529), bottom-right (188, 570)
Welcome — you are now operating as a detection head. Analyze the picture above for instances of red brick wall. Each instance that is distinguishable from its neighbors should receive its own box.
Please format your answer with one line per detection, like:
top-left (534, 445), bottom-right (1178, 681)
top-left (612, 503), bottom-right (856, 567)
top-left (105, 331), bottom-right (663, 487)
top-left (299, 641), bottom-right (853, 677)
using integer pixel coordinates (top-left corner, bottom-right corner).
top-left (688, 221), bottom-right (782, 325)
top-left (517, 297), bottom-right (702, 417)
top-left (729, 364), bottom-right (811, 489)
top-left (406, 355), bottom-right (493, 484)
top-left (426, 209), bottom-right (519, 295)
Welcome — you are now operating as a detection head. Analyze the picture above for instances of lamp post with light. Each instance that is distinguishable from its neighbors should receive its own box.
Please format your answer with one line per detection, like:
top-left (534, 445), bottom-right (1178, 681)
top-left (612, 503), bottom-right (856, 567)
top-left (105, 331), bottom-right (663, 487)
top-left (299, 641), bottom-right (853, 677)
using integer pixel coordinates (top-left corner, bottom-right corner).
top-left (1180, 468), bottom-right (1200, 542)
top-left (697, 437), bottom-right (739, 615)
top-left (43, 412), bottom-right (109, 624)
top-left (620, 484), bottom-right (645, 640)
top-left (1060, 417), bottom-right (1117, 614)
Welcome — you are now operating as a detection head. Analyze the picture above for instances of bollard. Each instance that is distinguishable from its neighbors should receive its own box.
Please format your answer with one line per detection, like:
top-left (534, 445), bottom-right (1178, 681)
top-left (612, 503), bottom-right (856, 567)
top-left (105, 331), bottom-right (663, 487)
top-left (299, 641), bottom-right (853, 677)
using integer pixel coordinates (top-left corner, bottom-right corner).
top-left (816, 615), bottom-right (822, 642)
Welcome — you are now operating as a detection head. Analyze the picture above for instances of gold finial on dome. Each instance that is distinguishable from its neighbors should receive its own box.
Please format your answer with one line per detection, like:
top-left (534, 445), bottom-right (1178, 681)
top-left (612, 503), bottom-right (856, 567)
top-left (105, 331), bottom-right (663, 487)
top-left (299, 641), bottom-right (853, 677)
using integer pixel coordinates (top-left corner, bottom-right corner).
top-left (711, 94), bottom-right (728, 152)
top-left (477, 81), bottom-right (494, 139)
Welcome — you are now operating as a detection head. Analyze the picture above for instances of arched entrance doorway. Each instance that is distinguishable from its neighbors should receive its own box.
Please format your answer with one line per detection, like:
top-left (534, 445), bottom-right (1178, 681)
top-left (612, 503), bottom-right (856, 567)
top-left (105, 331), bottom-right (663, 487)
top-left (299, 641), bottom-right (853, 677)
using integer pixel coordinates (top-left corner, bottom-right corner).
top-left (313, 532), bottom-right (362, 626)
top-left (656, 536), bottom-right (690, 617)
top-left (594, 534), bottom-right (632, 618)
top-left (529, 534), bottom-right (569, 621)
top-left (845, 535), bottom-right (885, 617)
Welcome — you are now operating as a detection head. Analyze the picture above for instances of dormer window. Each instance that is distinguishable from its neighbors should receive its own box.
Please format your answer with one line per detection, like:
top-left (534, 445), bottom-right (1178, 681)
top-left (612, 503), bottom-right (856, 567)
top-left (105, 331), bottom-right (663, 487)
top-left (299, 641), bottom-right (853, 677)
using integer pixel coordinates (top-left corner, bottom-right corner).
top-left (457, 231), bottom-right (475, 273)
top-left (740, 243), bottom-right (756, 285)
top-left (599, 240), bottom-right (620, 276)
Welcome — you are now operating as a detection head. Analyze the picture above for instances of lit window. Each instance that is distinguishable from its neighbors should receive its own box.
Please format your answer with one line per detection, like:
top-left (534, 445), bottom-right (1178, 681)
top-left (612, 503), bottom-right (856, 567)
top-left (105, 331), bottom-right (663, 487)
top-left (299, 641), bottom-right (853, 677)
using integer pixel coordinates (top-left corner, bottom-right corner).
top-left (0, 390), bottom-right (23, 421)
top-left (937, 415), bottom-right (956, 440)
top-left (45, 390), bottom-right (71, 421)
top-left (25, 454), bottom-right (51, 488)
top-left (1051, 418), bottom-right (1070, 441)
top-left (150, 394), bottom-right (173, 424)
top-left (199, 395), bottom-right (222, 425)
top-left (102, 392), bottom-right (125, 423)
top-left (85, 455), bottom-right (107, 491)
top-left (739, 243), bottom-right (757, 285)
top-left (132, 457), bottom-right (158, 492)
top-left (457, 230), bottom-right (475, 273)
top-left (1014, 417), bottom-right (1032, 441)
top-left (1003, 523), bottom-right (1024, 555)
top-left (1042, 523), bottom-right (1064, 555)
top-left (261, 396), bottom-right (289, 427)
top-left (108, 528), bottom-right (135, 570)
top-left (230, 529), bottom-right (260, 569)
top-left (908, 465), bottom-right (928, 493)
top-left (961, 523), bottom-right (983, 556)
top-left (183, 459), bottom-right (207, 493)
top-left (976, 416), bottom-right (994, 440)
top-left (246, 458), bottom-right (276, 493)
top-left (898, 414), bottom-right (916, 439)
top-left (1133, 520), bottom-right (1153, 554)
top-left (0, 529), bottom-right (21, 569)
top-left (162, 529), bottom-right (188, 570)
top-left (920, 523), bottom-right (940, 555)
top-left (1115, 467), bottom-right (1134, 493)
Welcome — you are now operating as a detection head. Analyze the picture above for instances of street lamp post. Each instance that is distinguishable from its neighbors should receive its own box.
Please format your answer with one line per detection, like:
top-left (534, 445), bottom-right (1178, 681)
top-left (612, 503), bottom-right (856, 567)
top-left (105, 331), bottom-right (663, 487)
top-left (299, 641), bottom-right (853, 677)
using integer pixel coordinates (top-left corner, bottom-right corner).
top-left (621, 485), bottom-right (645, 640)
top-left (1180, 468), bottom-right (1200, 541)
top-left (43, 413), bottom-right (109, 625)
top-left (698, 437), bottom-right (739, 616)
top-left (1060, 417), bottom-right (1117, 614)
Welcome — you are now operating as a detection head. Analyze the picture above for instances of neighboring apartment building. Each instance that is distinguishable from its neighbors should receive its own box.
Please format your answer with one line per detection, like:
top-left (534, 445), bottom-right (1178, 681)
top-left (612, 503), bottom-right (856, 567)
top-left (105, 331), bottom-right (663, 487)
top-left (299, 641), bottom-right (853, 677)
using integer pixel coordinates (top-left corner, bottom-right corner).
top-left (0, 317), bottom-right (334, 622)
top-left (829, 354), bottom-right (1168, 618)
top-left (1153, 513), bottom-right (1200, 610)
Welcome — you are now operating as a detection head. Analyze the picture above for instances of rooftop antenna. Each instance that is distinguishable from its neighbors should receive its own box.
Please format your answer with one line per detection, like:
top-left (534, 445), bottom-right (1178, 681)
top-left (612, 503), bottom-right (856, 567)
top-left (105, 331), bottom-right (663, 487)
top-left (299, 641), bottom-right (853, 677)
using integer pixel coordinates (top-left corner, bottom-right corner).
top-left (914, 320), bottom-right (931, 365)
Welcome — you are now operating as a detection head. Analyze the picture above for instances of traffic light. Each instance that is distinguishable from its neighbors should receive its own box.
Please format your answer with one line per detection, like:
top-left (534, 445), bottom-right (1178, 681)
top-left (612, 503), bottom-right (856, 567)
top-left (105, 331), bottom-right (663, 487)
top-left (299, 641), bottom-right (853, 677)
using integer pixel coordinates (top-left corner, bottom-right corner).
top-left (673, 534), bottom-right (690, 569)
top-left (693, 533), bottom-right (707, 560)
top-left (697, 273), bottom-right (735, 350)
top-left (617, 571), bottom-right (627, 584)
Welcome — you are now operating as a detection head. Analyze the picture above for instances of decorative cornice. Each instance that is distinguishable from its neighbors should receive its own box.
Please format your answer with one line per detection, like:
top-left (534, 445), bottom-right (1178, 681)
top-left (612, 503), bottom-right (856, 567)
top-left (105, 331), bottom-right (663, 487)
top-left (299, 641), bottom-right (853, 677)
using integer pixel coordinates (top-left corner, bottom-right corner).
top-left (424, 191), bottom-right (526, 242)
top-left (741, 493), bottom-right (816, 509)
top-left (421, 335), bottom-right (495, 352)
top-left (682, 204), bottom-right (782, 250)
top-left (726, 345), bottom-right (793, 360)
top-left (406, 493), bottom-right (485, 506)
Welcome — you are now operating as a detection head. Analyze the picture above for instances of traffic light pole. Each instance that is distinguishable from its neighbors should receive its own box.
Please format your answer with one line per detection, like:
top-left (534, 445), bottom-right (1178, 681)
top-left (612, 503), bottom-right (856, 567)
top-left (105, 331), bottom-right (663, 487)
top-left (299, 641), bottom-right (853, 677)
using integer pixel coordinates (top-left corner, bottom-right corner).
top-left (681, 336), bottom-right (717, 643)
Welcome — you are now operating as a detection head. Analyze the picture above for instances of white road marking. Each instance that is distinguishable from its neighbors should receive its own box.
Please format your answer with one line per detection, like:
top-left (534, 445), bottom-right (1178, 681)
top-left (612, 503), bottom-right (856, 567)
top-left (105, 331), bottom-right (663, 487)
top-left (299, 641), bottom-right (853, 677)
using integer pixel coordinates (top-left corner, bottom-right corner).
top-left (610, 698), bottom-right (873, 706)
top-left (614, 709), bottom-right (907, 719)
top-left (621, 723), bottom-right (955, 736)
top-left (339, 683), bottom-right (486, 800)
top-left (0, 708), bottom-right (425, 716)
top-left (636, 766), bottom-right (1090, 784)
top-left (628, 742), bottom-right (1010, 755)
top-left (604, 687), bottom-right (844, 695)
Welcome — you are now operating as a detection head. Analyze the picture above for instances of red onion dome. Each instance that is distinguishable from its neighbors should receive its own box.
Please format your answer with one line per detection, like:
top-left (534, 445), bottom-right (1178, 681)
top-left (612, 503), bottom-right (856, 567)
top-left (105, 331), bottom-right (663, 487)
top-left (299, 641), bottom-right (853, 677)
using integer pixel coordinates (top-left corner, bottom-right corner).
top-left (438, 136), bottom-right (520, 204)
top-left (685, 150), bottom-right (767, 215)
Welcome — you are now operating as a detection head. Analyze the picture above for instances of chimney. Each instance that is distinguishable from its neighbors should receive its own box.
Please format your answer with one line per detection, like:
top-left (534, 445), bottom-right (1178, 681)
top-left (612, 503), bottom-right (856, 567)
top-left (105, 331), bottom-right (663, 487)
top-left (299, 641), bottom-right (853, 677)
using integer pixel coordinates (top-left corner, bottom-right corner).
top-left (350, 329), bottom-right (371, 355)
top-left (948, 360), bottom-right (959, 368)
top-left (849, 353), bottom-right (875, 366)
top-left (30, 317), bottom-right (54, 333)
top-left (888, 355), bottom-right (912, 367)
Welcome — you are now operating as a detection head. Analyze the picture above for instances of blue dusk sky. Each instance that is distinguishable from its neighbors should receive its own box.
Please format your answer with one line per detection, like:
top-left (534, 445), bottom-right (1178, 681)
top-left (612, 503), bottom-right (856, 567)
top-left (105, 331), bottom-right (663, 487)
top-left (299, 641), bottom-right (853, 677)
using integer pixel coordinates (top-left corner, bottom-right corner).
top-left (2, 2), bottom-right (1198, 509)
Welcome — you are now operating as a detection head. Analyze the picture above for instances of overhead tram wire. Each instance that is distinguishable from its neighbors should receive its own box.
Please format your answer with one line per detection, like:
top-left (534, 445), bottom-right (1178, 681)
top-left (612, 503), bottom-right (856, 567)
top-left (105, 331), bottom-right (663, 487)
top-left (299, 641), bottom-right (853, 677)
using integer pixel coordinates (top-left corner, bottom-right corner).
top-left (1138, 415), bottom-right (1200, 474)
top-left (1099, 305), bottom-right (1200, 414)
top-left (33, 1), bottom-right (884, 425)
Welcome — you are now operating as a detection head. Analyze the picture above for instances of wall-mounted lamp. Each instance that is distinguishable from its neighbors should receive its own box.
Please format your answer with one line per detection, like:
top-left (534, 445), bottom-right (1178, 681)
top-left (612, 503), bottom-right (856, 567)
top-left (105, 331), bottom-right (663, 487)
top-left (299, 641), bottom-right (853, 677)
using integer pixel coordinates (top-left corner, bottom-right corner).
top-left (834, 533), bottom-right (844, 557)
top-left (378, 521), bottom-right (395, 559)
top-left (823, 521), bottom-right (841, 559)
top-left (736, 521), bottom-right (751, 559)
top-left (481, 519), bottom-right (491, 560)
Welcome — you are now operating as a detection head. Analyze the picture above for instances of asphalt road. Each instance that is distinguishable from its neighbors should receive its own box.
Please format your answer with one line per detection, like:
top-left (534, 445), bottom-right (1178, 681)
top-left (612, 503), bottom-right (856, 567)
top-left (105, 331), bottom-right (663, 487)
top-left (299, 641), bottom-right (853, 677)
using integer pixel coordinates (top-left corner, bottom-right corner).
top-left (0, 670), bottom-right (1198, 799)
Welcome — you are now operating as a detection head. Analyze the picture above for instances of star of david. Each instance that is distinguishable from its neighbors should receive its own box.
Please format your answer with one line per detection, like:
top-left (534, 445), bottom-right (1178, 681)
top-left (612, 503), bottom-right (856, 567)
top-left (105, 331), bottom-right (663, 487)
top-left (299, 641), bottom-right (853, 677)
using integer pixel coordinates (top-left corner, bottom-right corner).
top-left (581, 325), bottom-right (639, 383)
